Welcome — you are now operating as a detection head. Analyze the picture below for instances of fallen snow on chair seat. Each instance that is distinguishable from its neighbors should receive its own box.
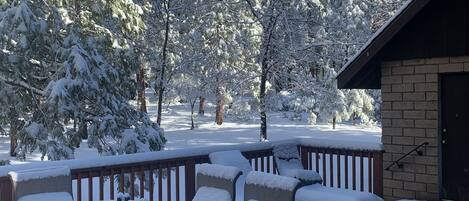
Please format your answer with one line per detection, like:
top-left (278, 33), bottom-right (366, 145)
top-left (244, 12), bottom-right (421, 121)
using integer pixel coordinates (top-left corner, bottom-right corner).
top-left (198, 163), bottom-right (241, 180)
top-left (295, 184), bottom-right (384, 201)
top-left (282, 168), bottom-right (322, 183)
top-left (18, 192), bottom-right (73, 201)
top-left (246, 171), bottom-right (300, 191)
top-left (192, 187), bottom-right (231, 201)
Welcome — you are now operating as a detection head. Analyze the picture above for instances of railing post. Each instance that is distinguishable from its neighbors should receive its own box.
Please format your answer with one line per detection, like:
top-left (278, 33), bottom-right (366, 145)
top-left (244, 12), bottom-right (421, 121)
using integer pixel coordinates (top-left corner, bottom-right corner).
top-left (372, 151), bottom-right (384, 197)
top-left (300, 146), bottom-right (309, 169)
top-left (185, 159), bottom-right (196, 201)
top-left (0, 177), bottom-right (12, 201)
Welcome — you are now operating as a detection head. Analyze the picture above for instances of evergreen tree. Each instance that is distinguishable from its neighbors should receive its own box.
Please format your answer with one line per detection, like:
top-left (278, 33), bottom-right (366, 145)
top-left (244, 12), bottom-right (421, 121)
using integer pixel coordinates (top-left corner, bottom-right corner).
top-left (0, 0), bottom-right (165, 160)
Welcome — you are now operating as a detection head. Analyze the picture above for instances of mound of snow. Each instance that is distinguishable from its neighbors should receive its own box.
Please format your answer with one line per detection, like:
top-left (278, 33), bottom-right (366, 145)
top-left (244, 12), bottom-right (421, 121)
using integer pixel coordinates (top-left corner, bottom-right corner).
top-left (295, 184), bottom-right (384, 201)
top-left (9, 166), bottom-right (70, 182)
top-left (18, 192), bottom-right (73, 201)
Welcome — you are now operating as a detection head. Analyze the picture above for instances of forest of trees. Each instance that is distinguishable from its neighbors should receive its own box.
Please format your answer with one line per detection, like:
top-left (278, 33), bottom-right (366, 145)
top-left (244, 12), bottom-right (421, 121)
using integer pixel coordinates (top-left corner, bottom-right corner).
top-left (0, 0), bottom-right (403, 160)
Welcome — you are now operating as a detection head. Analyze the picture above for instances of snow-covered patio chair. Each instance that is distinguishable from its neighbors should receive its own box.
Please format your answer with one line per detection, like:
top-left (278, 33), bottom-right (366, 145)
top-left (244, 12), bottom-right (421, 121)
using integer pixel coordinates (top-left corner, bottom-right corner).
top-left (8, 166), bottom-right (73, 201)
top-left (209, 149), bottom-right (383, 201)
top-left (193, 163), bottom-right (242, 201)
top-left (244, 171), bottom-right (301, 201)
top-left (209, 150), bottom-right (254, 201)
top-left (273, 144), bottom-right (383, 201)
top-left (273, 143), bottom-right (322, 186)
top-left (209, 150), bottom-right (253, 175)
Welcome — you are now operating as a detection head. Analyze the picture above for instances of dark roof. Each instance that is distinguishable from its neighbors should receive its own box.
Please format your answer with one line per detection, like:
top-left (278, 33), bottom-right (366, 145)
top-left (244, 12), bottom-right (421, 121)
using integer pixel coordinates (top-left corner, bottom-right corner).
top-left (337, 0), bottom-right (430, 89)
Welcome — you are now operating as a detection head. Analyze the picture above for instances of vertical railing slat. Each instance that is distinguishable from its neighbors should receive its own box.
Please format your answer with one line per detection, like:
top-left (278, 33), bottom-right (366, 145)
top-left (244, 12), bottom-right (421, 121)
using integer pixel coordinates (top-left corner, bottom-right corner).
top-left (150, 167), bottom-right (154, 201)
top-left (337, 153), bottom-right (341, 188)
top-left (176, 165), bottom-right (180, 201)
top-left (184, 160), bottom-right (196, 201)
top-left (110, 169), bottom-right (115, 200)
top-left (88, 172), bottom-right (93, 201)
top-left (300, 146), bottom-right (309, 170)
top-left (77, 173), bottom-right (82, 201)
top-left (261, 156), bottom-right (265, 172)
top-left (158, 166), bottom-right (163, 201)
top-left (167, 165), bottom-right (171, 201)
top-left (119, 169), bottom-right (124, 194)
top-left (254, 155), bottom-right (259, 171)
top-left (360, 153), bottom-right (364, 192)
top-left (140, 166), bottom-right (145, 199)
top-left (267, 156), bottom-right (271, 173)
top-left (352, 152), bottom-right (356, 190)
top-left (345, 153), bottom-right (349, 189)
top-left (329, 151), bottom-right (334, 187)
top-left (99, 171), bottom-right (104, 201)
top-left (373, 152), bottom-right (384, 196)
top-left (368, 152), bottom-right (372, 193)
top-left (315, 151), bottom-right (319, 172)
top-left (130, 168), bottom-right (135, 200)
top-left (322, 150), bottom-right (326, 186)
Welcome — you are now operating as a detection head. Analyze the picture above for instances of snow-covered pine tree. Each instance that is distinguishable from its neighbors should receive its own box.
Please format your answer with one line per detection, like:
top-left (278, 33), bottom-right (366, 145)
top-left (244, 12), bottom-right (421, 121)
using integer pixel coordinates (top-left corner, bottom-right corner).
top-left (185, 0), bottom-right (257, 126)
top-left (317, 67), bottom-right (347, 129)
top-left (345, 90), bottom-right (375, 125)
top-left (0, 0), bottom-right (165, 160)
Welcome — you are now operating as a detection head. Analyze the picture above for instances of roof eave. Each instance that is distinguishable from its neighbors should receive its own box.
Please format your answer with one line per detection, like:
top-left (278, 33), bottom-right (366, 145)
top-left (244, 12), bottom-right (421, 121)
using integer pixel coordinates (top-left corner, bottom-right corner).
top-left (336, 0), bottom-right (431, 89)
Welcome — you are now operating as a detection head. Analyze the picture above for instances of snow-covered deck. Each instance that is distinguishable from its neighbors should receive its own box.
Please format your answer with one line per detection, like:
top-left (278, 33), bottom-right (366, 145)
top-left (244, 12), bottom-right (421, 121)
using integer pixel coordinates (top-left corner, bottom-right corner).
top-left (0, 138), bottom-right (384, 201)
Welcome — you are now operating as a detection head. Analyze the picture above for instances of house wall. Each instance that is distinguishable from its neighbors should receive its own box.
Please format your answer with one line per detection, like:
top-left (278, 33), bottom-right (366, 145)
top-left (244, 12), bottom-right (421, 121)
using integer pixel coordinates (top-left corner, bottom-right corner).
top-left (381, 56), bottom-right (469, 201)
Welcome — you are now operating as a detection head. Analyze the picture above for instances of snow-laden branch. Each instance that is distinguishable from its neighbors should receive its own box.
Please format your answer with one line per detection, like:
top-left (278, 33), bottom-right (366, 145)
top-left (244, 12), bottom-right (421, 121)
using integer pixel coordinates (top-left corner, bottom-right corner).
top-left (0, 74), bottom-right (45, 96)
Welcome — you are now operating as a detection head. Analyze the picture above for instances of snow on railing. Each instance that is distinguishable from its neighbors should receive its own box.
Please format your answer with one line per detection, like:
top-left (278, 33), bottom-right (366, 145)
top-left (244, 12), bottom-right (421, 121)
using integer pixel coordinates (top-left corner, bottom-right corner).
top-left (0, 138), bottom-right (384, 201)
top-left (0, 138), bottom-right (382, 177)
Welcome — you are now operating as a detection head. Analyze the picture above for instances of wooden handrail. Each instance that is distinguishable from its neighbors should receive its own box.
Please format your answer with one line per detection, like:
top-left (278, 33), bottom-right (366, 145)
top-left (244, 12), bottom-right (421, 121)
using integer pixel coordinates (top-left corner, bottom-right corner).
top-left (385, 142), bottom-right (428, 171)
top-left (0, 142), bottom-right (384, 201)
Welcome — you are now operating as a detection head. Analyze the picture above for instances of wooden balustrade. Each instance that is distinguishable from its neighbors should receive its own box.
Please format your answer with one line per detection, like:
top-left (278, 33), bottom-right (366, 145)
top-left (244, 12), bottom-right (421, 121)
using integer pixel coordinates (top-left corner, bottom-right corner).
top-left (299, 146), bottom-right (383, 197)
top-left (0, 143), bottom-right (383, 201)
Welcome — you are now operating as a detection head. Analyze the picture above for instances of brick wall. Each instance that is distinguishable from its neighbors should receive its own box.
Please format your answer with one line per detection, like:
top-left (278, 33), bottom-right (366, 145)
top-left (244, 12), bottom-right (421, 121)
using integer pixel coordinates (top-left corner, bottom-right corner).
top-left (381, 56), bottom-right (469, 201)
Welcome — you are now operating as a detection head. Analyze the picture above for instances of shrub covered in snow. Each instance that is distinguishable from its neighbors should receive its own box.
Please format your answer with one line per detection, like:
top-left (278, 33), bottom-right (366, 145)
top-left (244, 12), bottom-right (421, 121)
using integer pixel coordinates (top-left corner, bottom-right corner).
top-left (226, 98), bottom-right (256, 121)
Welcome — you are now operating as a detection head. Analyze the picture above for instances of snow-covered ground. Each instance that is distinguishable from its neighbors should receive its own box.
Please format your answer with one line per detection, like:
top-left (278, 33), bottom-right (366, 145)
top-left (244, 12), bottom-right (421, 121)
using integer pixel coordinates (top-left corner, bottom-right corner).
top-left (0, 98), bottom-right (381, 164)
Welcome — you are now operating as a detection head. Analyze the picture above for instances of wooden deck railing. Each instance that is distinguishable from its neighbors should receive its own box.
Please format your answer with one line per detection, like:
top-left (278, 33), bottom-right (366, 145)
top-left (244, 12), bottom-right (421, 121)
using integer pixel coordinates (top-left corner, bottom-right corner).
top-left (0, 139), bottom-right (383, 201)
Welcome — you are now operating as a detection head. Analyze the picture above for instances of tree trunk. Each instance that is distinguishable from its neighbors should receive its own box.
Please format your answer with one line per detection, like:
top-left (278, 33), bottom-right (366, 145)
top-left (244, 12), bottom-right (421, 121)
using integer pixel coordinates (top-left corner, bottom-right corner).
top-left (352, 112), bottom-right (356, 125)
top-left (198, 96), bottom-right (205, 116)
top-left (190, 100), bottom-right (196, 130)
top-left (259, 64), bottom-right (267, 141)
top-left (137, 65), bottom-right (147, 113)
top-left (79, 121), bottom-right (88, 140)
top-left (9, 126), bottom-right (17, 157)
top-left (215, 88), bottom-right (224, 125)
top-left (333, 116), bottom-right (336, 130)
top-left (8, 108), bottom-right (24, 157)
top-left (156, 0), bottom-right (171, 126)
